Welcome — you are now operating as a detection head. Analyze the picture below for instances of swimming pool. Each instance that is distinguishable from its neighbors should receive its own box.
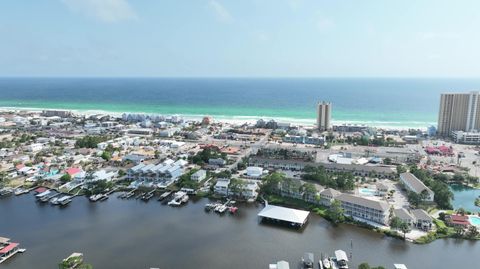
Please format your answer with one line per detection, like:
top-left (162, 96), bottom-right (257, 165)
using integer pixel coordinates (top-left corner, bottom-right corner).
top-left (469, 216), bottom-right (480, 227)
top-left (359, 188), bottom-right (377, 196)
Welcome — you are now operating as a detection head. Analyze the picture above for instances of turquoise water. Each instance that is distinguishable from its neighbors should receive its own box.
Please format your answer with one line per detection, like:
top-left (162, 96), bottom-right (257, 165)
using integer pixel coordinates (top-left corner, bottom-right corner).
top-left (359, 188), bottom-right (376, 196)
top-left (469, 216), bottom-right (480, 227)
top-left (1, 77), bottom-right (480, 128)
top-left (450, 184), bottom-right (480, 212)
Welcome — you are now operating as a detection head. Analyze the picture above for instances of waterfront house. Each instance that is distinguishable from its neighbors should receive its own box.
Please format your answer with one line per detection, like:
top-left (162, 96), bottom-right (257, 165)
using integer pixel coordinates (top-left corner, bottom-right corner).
top-left (446, 214), bottom-right (470, 228)
top-left (411, 209), bottom-right (433, 230)
top-left (336, 193), bottom-right (390, 225)
top-left (214, 178), bottom-right (230, 196)
top-left (393, 208), bottom-right (415, 227)
top-left (278, 179), bottom-right (304, 199)
top-left (191, 169), bottom-right (207, 182)
top-left (319, 188), bottom-right (341, 206)
top-left (127, 159), bottom-right (187, 187)
top-left (399, 173), bottom-right (434, 202)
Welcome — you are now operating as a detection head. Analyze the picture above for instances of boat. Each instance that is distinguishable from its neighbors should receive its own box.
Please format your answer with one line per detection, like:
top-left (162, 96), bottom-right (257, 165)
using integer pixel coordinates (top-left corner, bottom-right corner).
top-left (14, 188), bottom-right (29, 196)
top-left (39, 193), bottom-right (57, 203)
top-left (50, 197), bottom-right (60, 205)
top-left (168, 191), bottom-right (188, 206)
top-left (35, 190), bottom-right (51, 199)
top-left (0, 236), bottom-right (23, 264)
top-left (58, 196), bottom-right (72, 206)
top-left (158, 191), bottom-right (172, 201)
top-left (333, 250), bottom-right (349, 269)
top-left (319, 260), bottom-right (324, 269)
top-left (90, 194), bottom-right (108, 202)
top-left (322, 258), bottom-right (331, 269)
top-left (0, 188), bottom-right (13, 197)
top-left (229, 206), bottom-right (238, 214)
top-left (214, 204), bottom-right (227, 213)
top-left (167, 199), bottom-right (181, 206)
top-left (141, 193), bottom-right (154, 201)
top-left (302, 252), bottom-right (314, 269)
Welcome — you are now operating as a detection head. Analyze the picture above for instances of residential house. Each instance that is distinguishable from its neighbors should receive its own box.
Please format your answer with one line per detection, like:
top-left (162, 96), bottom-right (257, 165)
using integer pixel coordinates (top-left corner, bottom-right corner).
top-left (393, 208), bottom-right (415, 227)
top-left (411, 209), bottom-right (433, 230)
top-left (191, 169), bottom-right (207, 182)
top-left (319, 188), bottom-right (341, 206)
top-left (336, 193), bottom-right (390, 225)
top-left (214, 178), bottom-right (230, 196)
top-left (399, 173), bottom-right (434, 202)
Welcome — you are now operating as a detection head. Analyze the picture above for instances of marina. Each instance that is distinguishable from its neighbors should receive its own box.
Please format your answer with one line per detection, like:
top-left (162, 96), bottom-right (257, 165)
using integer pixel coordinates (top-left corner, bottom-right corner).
top-left (1, 193), bottom-right (480, 269)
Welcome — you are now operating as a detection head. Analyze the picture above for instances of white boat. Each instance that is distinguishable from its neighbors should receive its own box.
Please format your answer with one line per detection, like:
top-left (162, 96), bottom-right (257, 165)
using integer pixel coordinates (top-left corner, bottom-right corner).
top-left (323, 258), bottom-right (331, 269)
top-left (58, 196), bottom-right (72, 206)
top-left (90, 194), bottom-right (108, 202)
top-left (168, 191), bottom-right (188, 206)
top-left (50, 197), bottom-right (60, 205)
top-left (167, 199), bottom-right (181, 206)
top-left (14, 188), bottom-right (28, 196)
top-left (0, 187), bottom-right (13, 196)
top-left (35, 190), bottom-right (51, 199)
top-left (319, 260), bottom-right (324, 269)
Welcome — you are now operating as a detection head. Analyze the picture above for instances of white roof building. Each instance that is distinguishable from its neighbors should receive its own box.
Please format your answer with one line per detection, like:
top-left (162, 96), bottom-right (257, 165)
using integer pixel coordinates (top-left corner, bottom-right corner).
top-left (257, 204), bottom-right (310, 226)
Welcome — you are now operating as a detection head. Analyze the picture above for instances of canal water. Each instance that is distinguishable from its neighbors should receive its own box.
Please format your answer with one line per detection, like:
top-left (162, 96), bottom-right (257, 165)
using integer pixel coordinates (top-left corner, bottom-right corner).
top-left (450, 184), bottom-right (480, 212)
top-left (1, 193), bottom-right (479, 269)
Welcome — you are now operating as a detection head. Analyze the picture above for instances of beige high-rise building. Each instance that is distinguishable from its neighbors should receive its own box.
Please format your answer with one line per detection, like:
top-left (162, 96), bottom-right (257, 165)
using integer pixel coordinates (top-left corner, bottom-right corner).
top-left (317, 101), bottom-right (331, 131)
top-left (437, 91), bottom-right (480, 136)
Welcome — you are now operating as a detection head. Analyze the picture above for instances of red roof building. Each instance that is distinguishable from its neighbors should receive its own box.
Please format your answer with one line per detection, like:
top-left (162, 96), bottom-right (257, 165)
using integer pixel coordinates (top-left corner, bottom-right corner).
top-left (65, 167), bottom-right (82, 176)
top-left (447, 215), bottom-right (470, 228)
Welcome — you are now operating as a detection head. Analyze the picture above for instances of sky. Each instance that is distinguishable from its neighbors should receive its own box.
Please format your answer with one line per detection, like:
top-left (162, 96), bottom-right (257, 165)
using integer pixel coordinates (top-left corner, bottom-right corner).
top-left (0, 0), bottom-right (479, 78)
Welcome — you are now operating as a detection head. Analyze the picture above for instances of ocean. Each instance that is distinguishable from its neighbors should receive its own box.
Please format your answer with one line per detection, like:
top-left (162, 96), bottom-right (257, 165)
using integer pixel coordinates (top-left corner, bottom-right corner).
top-left (0, 77), bottom-right (479, 128)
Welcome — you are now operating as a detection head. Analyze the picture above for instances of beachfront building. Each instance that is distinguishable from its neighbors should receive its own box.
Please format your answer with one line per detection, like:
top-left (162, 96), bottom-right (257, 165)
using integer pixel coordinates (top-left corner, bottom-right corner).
top-left (317, 101), bottom-right (332, 132)
top-left (452, 130), bottom-right (480, 144)
top-left (282, 134), bottom-right (325, 145)
top-left (437, 91), bottom-right (480, 137)
top-left (191, 169), bottom-right (207, 182)
top-left (336, 193), bottom-right (390, 225)
top-left (399, 173), bottom-right (434, 202)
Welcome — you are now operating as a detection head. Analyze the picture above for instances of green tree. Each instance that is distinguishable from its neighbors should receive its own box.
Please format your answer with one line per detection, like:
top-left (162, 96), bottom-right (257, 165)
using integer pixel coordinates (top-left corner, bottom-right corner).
top-left (327, 199), bottom-right (345, 224)
top-left (466, 225), bottom-right (479, 238)
top-left (60, 173), bottom-right (72, 183)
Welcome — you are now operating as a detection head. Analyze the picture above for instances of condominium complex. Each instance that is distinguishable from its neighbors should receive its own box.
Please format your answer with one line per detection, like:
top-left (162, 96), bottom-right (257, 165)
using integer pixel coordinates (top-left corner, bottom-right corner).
top-left (437, 91), bottom-right (480, 136)
top-left (317, 101), bottom-right (332, 131)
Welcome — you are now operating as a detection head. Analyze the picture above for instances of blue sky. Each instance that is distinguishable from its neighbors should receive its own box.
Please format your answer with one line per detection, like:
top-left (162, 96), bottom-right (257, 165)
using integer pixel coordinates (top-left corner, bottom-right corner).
top-left (0, 0), bottom-right (479, 77)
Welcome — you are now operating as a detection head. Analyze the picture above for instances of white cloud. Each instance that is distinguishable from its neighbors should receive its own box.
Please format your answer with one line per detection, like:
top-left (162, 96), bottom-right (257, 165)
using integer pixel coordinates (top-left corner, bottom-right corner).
top-left (61, 0), bottom-right (137, 23)
top-left (208, 0), bottom-right (233, 23)
top-left (419, 32), bottom-right (461, 40)
top-left (316, 17), bottom-right (334, 32)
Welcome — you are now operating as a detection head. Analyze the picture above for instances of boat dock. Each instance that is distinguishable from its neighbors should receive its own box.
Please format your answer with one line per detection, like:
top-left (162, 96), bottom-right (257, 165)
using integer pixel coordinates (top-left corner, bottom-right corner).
top-left (141, 189), bottom-right (156, 201)
top-left (0, 236), bottom-right (24, 264)
top-left (157, 191), bottom-right (172, 201)
top-left (258, 204), bottom-right (310, 228)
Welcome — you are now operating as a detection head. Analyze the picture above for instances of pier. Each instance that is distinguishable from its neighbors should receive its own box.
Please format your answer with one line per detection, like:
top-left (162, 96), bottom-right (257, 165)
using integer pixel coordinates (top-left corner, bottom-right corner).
top-left (257, 204), bottom-right (310, 228)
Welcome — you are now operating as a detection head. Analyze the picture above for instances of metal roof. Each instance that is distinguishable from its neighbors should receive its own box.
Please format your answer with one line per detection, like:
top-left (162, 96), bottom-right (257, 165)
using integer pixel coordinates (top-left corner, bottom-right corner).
top-left (258, 204), bottom-right (310, 224)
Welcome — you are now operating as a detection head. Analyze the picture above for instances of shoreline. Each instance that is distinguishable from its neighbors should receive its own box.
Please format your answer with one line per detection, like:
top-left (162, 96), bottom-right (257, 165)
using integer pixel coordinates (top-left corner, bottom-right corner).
top-left (0, 106), bottom-right (432, 131)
